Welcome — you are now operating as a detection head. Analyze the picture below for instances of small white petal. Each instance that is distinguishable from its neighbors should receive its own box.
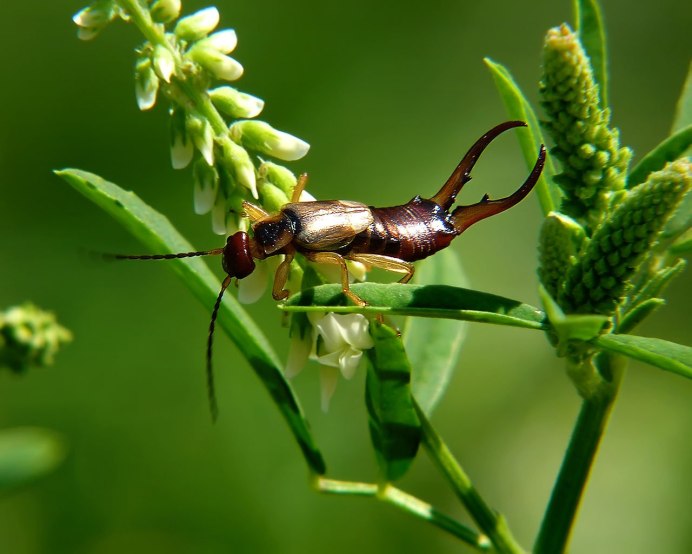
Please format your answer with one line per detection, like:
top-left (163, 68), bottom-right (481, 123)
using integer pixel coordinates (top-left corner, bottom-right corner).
top-left (338, 347), bottom-right (363, 380)
top-left (188, 45), bottom-right (243, 81)
top-left (203, 29), bottom-right (238, 54)
top-left (339, 313), bottom-right (375, 350)
top-left (76, 26), bottom-right (100, 41)
top-left (73, 5), bottom-right (111, 28)
top-left (238, 260), bottom-right (268, 304)
top-left (299, 190), bottom-right (317, 202)
top-left (314, 313), bottom-right (348, 353)
top-left (211, 200), bottom-right (228, 235)
top-left (170, 135), bottom-right (193, 169)
top-left (319, 366), bottom-right (340, 412)
top-left (150, 0), bottom-right (181, 24)
top-left (266, 131), bottom-right (310, 161)
top-left (193, 166), bottom-right (218, 214)
top-left (134, 59), bottom-right (159, 111)
top-left (347, 261), bottom-right (368, 282)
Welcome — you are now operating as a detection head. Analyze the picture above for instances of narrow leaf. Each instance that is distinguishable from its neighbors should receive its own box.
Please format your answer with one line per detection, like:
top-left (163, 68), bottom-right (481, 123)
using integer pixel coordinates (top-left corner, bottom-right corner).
top-left (283, 283), bottom-right (547, 331)
top-left (365, 321), bottom-right (421, 481)
top-left (56, 169), bottom-right (326, 474)
top-left (672, 61), bottom-right (692, 133)
top-left (618, 298), bottom-right (665, 335)
top-left (592, 334), bottom-right (692, 379)
top-left (628, 125), bottom-right (692, 187)
top-left (484, 57), bottom-right (560, 216)
top-left (574, 0), bottom-right (608, 107)
top-left (0, 428), bottom-right (65, 492)
top-left (404, 250), bottom-right (468, 415)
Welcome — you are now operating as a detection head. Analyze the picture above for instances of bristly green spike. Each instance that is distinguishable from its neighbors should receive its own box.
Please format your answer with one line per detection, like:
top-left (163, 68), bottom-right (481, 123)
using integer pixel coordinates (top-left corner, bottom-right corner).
top-left (540, 24), bottom-right (631, 229)
top-left (538, 212), bottom-right (587, 298)
top-left (559, 159), bottom-right (691, 315)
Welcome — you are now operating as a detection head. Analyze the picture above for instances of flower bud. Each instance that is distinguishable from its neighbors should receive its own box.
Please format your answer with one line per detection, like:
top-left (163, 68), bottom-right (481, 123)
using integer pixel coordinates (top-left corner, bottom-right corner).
top-left (258, 182), bottom-right (290, 213)
top-left (230, 120), bottom-right (310, 161)
top-left (193, 159), bottom-right (219, 214)
top-left (169, 108), bottom-right (193, 169)
top-left (153, 44), bottom-right (175, 82)
top-left (150, 0), bottom-right (181, 24)
top-left (209, 86), bottom-right (264, 118)
top-left (218, 138), bottom-right (257, 198)
top-left (197, 29), bottom-right (238, 54)
top-left (258, 161), bottom-right (297, 197)
top-left (73, 1), bottom-right (117, 40)
top-left (174, 7), bottom-right (219, 41)
top-left (187, 45), bottom-right (243, 81)
top-left (134, 57), bottom-right (159, 111)
top-left (186, 113), bottom-right (215, 165)
top-left (211, 197), bottom-right (229, 235)
top-left (538, 212), bottom-right (586, 298)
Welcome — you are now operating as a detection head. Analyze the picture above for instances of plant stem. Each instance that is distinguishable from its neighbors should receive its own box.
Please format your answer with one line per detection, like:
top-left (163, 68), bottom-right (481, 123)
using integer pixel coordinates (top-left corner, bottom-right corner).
top-left (534, 354), bottom-right (625, 553)
top-left (314, 477), bottom-right (491, 551)
top-left (414, 401), bottom-right (526, 554)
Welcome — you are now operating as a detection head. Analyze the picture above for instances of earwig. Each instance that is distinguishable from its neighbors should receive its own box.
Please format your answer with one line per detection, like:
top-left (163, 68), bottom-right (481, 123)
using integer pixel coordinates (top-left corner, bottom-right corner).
top-left (114, 121), bottom-right (546, 417)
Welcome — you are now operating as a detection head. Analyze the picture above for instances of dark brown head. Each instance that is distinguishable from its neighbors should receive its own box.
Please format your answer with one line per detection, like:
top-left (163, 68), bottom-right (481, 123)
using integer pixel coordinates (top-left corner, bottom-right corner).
top-left (222, 231), bottom-right (256, 278)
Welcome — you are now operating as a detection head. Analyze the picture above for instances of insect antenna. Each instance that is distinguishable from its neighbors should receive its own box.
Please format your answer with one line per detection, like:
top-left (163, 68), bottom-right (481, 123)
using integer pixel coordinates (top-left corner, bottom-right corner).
top-left (106, 248), bottom-right (224, 261)
top-left (207, 275), bottom-right (233, 421)
top-left (431, 120), bottom-right (528, 211)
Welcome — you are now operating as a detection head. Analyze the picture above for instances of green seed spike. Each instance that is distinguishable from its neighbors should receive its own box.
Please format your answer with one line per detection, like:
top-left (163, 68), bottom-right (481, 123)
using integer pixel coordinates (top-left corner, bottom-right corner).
top-left (538, 212), bottom-right (587, 298)
top-left (559, 158), bottom-right (691, 315)
top-left (540, 24), bottom-right (631, 229)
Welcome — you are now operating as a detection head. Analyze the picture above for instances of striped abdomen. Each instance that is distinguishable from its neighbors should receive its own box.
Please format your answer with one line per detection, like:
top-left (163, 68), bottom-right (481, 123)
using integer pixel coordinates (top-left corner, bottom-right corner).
top-left (345, 196), bottom-right (458, 261)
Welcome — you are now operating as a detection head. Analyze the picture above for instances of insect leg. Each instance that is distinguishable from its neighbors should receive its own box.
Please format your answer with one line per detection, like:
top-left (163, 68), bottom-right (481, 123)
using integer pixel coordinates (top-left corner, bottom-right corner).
top-left (346, 253), bottom-right (415, 284)
top-left (272, 247), bottom-right (296, 301)
top-left (242, 200), bottom-right (270, 223)
top-left (303, 251), bottom-right (366, 306)
top-left (291, 173), bottom-right (309, 203)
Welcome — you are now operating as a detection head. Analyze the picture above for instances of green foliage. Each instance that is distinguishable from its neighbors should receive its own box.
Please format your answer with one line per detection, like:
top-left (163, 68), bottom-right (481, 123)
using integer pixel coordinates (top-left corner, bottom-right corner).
top-left (0, 428), bottom-right (65, 493)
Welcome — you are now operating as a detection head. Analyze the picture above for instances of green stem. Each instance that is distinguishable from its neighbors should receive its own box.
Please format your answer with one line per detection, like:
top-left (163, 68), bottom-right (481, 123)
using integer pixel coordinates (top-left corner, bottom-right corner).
top-left (314, 477), bottom-right (491, 551)
top-left (414, 401), bottom-right (525, 554)
top-left (534, 354), bottom-right (624, 553)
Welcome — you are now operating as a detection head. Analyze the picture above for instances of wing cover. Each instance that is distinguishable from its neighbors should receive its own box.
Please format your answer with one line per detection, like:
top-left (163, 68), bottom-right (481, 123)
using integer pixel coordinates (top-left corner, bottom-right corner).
top-left (283, 200), bottom-right (374, 250)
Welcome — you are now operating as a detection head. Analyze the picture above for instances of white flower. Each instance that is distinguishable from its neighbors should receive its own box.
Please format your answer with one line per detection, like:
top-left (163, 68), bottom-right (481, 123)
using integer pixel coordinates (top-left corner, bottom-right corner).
top-left (193, 160), bottom-right (219, 214)
top-left (134, 57), bottom-right (159, 111)
top-left (150, 0), bottom-right (181, 24)
top-left (209, 86), bottom-right (265, 118)
top-left (198, 29), bottom-right (238, 54)
top-left (286, 313), bottom-right (374, 412)
top-left (230, 121), bottom-right (310, 161)
top-left (73, 2), bottom-right (117, 40)
top-left (174, 7), bottom-right (219, 41)
top-left (186, 113), bottom-right (215, 165)
top-left (170, 109), bottom-right (194, 169)
top-left (152, 44), bottom-right (175, 83)
top-left (187, 45), bottom-right (244, 81)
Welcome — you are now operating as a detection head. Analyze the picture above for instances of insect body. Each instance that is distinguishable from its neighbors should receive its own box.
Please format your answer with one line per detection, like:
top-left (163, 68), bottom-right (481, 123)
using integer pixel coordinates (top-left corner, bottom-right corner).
top-left (117, 120), bottom-right (545, 416)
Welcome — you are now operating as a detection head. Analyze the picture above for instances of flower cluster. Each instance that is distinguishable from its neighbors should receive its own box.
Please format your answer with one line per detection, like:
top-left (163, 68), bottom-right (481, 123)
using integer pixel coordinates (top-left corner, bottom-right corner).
top-left (286, 313), bottom-right (375, 412)
top-left (73, 0), bottom-right (310, 236)
top-left (540, 24), bottom-right (631, 230)
top-left (0, 304), bottom-right (72, 373)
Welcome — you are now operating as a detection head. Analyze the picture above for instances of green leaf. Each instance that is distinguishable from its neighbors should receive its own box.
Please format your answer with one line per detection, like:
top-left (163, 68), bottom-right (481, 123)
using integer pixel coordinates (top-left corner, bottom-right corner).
top-left (672, 62), bottom-right (692, 133)
top-left (283, 283), bottom-right (547, 331)
top-left (365, 321), bottom-right (421, 481)
top-left (484, 57), bottom-right (560, 216)
top-left (403, 250), bottom-right (468, 415)
top-left (574, 0), bottom-right (608, 107)
top-left (628, 125), bottom-right (692, 187)
top-left (0, 428), bottom-right (65, 493)
top-left (592, 334), bottom-right (692, 379)
top-left (618, 298), bottom-right (665, 335)
top-left (56, 169), bottom-right (326, 475)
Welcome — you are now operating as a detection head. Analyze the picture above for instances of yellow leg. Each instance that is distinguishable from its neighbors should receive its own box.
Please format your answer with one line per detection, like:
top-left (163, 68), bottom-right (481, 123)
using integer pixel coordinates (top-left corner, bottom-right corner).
top-left (242, 201), bottom-right (270, 223)
top-left (272, 248), bottom-right (295, 301)
top-left (291, 173), bottom-right (309, 203)
top-left (347, 253), bottom-right (415, 284)
top-left (303, 251), bottom-right (366, 306)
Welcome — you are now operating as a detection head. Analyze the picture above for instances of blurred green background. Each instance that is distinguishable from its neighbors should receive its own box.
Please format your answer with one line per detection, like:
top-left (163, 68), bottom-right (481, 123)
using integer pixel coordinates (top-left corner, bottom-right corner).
top-left (1, 1), bottom-right (690, 552)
